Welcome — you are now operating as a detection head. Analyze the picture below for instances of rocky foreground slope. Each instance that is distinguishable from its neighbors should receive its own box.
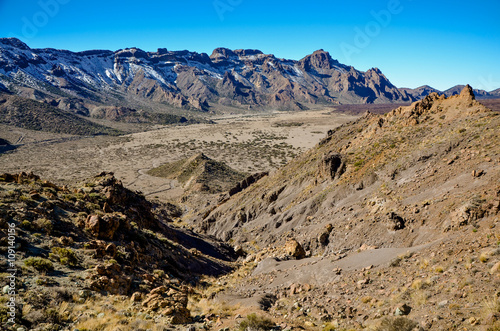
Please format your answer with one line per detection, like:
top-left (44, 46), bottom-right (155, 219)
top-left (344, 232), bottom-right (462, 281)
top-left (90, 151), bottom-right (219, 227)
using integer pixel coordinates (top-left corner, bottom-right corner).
top-left (0, 172), bottom-right (237, 330)
top-left (186, 85), bottom-right (500, 330)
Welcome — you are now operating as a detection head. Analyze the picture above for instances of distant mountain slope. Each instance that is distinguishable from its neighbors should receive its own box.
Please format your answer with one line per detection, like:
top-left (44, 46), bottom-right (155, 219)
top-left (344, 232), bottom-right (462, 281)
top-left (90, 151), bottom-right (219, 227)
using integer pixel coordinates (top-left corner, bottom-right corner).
top-left (0, 93), bottom-right (121, 135)
top-left (0, 38), bottom-right (415, 114)
top-left (443, 84), bottom-right (495, 98)
top-left (400, 85), bottom-right (441, 100)
top-left (403, 84), bottom-right (500, 100)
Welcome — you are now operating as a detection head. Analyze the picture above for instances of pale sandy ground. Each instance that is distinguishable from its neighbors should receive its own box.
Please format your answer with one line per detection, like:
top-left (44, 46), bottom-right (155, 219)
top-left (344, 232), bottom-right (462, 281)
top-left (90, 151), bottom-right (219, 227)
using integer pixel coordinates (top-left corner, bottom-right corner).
top-left (215, 243), bottom-right (438, 310)
top-left (0, 110), bottom-right (358, 201)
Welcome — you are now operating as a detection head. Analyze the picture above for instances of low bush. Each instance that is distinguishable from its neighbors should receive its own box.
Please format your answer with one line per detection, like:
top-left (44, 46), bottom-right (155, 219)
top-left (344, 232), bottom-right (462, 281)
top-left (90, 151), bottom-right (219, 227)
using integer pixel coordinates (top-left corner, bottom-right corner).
top-left (50, 247), bottom-right (79, 267)
top-left (376, 317), bottom-right (418, 331)
top-left (24, 257), bottom-right (53, 272)
top-left (239, 313), bottom-right (275, 331)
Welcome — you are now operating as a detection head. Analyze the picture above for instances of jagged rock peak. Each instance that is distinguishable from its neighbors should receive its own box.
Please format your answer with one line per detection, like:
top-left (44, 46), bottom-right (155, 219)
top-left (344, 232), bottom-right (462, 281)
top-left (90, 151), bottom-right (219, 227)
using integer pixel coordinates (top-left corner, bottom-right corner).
top-left (210, 47), bottom-right (237, 59)
top-left (210, 48), bottom-right (265, 59)
top-left (460, 84), bottom-right (475, 100)
top-left (299, 49), bottom-right (340, 70)
top-left (233, 49), bottom-right (264, 57)
top-left (386, 83), bottom-right (488, 126)
top-left (115, 47), bottom-right (149, 59)
top-left (367, 67), bottom-right (383, 74)
top-left (0, 37), bottom-right (30, 50)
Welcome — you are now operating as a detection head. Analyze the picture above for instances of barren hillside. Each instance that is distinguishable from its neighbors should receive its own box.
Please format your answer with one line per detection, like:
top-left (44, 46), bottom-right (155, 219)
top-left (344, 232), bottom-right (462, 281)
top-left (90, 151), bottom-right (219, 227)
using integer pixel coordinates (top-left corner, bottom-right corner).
top-left (184, 85), bottom-right (500, 330)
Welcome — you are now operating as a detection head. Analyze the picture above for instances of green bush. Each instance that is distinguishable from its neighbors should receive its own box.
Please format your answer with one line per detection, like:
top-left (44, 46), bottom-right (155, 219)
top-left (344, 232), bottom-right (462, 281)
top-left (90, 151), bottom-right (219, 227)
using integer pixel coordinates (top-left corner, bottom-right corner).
top-left (19, 220), bottom-right (32, 231)
top-left (354, 159), bottom-right (365, 168)
top-left (34, 218), bottom-right (53, 234)
top-left (24, 257), bottom-right (54, 272)
top-left (50, 247), bottom-right (79, 267)
top-left (238, 313), bottom-right (275, 331)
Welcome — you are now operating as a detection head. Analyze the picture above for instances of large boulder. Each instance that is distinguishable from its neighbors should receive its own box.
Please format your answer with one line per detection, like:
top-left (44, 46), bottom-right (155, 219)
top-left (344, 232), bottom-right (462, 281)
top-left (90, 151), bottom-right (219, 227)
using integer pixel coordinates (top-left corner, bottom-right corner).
top-left (85, 214), bottom-right (122, 240)
top-left (285, 238), bottom-right (306, 259)
top-left (141, 286), bottom-right (191, 324)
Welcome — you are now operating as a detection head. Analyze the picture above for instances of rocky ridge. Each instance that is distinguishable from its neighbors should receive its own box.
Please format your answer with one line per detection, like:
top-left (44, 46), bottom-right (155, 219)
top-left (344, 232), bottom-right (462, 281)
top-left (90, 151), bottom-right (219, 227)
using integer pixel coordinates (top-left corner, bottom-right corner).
top-left (0, 38), bottom-right (415, 116)
top-left (181, 86), bottom-right (500, 329)
top-left (0, 172), bottom-right (236, 330)
top-left (192, 86), bottom-right (498, 247)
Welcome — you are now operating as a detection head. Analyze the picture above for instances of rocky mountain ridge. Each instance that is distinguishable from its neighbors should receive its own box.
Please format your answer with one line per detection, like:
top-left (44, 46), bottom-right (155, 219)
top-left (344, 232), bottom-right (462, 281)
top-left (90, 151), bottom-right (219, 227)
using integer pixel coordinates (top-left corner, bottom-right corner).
top-left (191, 85), bottom-right (499, 257)
top-left (402, 84), bottom-right (500, 100)
top-left (0, 38), bottom-right (416, 115)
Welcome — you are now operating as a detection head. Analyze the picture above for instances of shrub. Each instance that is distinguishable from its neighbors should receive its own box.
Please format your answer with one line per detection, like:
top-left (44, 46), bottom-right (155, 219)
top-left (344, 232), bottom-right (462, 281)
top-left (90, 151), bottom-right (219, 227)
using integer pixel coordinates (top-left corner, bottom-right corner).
top-left (19, 220), bottom-right (32, 231)
top-left (19, 195), bottom-right (36, 204)
top-left (361, 296), bottom-right (373, 303)
top-left (44, 308), bottom-right (61, 324)
top-left (376, 317), bottom-right (418, 331)
top-left (34, 218), bottom-right (53, 234)
top-left (238, 313), bottom-right (275, 331)
top-left (479, 253), bottom-right (489, 263)
top-left (322, 323), bottom-right (337, 331)
top-left (50, 247), bottom-right (79, 267)
top-left (24, 257), bottom-right (53, 272)
top-left (354, 160), bottom-right (364, 167)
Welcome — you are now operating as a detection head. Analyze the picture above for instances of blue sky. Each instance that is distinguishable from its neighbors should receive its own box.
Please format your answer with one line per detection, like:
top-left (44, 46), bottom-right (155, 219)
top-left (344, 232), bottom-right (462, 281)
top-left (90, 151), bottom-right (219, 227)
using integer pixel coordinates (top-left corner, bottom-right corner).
top-left (0, 0), bottom-right (499, 91)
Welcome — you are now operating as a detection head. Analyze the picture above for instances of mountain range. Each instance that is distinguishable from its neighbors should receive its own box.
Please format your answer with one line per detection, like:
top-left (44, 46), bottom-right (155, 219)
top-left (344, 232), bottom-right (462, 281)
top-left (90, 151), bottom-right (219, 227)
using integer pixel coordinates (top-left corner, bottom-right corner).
top-left (401, 84), bottom-right (500, 100)
top-left (2, 38), bottom-right (497, 118)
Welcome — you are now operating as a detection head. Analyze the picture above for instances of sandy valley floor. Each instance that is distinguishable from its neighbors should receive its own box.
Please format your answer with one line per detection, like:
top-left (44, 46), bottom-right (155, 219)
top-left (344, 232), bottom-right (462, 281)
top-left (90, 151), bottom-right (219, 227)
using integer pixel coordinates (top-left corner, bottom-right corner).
top-left (0, 110), bottom-right (358, 201)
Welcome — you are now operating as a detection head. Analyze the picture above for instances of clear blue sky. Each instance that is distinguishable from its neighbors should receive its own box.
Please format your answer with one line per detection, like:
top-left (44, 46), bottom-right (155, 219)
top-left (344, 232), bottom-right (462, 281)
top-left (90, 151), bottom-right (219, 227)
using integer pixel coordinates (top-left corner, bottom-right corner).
top-left (1, 0), bottom-right (499, 91)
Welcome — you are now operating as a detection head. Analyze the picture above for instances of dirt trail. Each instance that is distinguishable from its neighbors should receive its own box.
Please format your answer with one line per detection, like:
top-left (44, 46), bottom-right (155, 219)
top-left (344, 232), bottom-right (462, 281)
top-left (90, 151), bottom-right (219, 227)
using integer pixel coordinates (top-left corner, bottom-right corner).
top-left (251, 244), bottom-right (434, 290)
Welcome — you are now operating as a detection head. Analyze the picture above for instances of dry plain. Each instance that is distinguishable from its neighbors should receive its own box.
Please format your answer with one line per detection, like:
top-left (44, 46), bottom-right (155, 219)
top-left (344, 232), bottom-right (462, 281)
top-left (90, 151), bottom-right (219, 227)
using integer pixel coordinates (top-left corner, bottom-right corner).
top-left (0, 110), bottom-right (358, 201)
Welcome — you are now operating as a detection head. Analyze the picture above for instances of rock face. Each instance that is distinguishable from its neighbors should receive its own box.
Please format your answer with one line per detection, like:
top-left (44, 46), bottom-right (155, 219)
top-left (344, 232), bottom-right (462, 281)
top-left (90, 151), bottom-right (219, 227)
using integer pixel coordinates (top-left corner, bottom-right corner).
top-left (387, 212), bottom-right (405, 231)
top-left (85, 214), bottom-right (122, 240)
top-left (320, 152), bottom-right (345, 180)
top-left (0, 38), bottom-right (416, 115)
